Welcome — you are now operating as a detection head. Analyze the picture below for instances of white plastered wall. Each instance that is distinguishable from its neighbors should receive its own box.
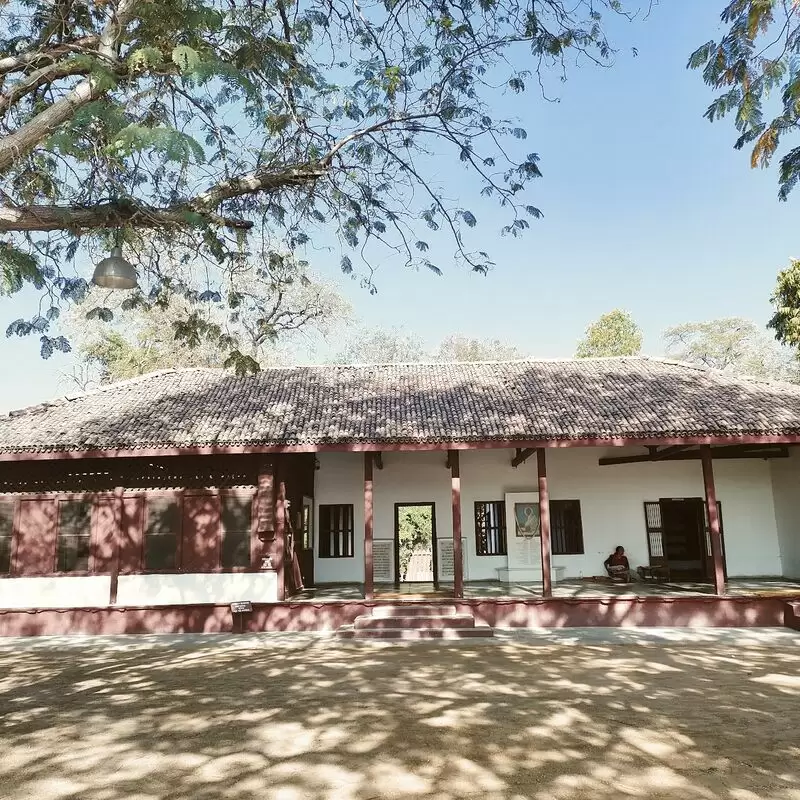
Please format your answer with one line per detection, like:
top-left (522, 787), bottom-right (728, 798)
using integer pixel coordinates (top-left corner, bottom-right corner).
top-left (770, 449), bottom-right (800, 579)
top-left (314, 447), bottom-right (786, 582)
top-left (115, 572), bottom-right (278, 606)
top-left (461, 447), bottom-right (783, 579)
top-left (0, 576), bottom-right (111, 609)
top-left (314, 452), bottom-right (366, 583)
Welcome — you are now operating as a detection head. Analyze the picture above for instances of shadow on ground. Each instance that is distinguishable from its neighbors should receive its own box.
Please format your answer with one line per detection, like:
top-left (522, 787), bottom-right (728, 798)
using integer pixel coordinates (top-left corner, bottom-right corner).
top-left (0, 635), bottom-right (798, 799)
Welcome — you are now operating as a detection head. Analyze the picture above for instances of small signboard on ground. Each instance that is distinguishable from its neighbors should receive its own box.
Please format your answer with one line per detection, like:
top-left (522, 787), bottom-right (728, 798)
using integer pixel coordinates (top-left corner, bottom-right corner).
top-left (230, 601), bottom-right (252, 613)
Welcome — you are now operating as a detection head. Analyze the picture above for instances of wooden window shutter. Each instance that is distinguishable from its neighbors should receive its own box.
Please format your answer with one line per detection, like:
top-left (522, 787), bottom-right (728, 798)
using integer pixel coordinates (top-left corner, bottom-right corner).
top-left (92, 497), bottom-right (117, 573)
top-left (13, 498), bottom-right (58, 575)
top-left (550, 500), bottom-right (584, 555)
top-left (181, 493), bottom-right (221, 571)
top-left (643, 502), bottom-right (664, 563)
top-left (118, 496), bottom-right (145, 573)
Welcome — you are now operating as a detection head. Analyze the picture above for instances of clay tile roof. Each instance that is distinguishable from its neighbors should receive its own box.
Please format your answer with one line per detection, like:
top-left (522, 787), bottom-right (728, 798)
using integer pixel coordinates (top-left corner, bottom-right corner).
top-left (2, 357), bottom-right (800, 454)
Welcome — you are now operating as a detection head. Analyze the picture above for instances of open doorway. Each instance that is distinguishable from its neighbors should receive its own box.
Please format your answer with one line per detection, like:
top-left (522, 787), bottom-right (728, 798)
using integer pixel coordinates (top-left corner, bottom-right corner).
top-left (394, 503), bottom-right (438, 586)
top-left (659, 498), bottom-right (707, 581)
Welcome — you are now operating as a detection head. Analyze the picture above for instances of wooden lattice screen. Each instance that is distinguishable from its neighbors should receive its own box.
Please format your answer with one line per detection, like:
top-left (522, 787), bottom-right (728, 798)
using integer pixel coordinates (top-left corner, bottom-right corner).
top-left (0, 454), bottom-right (264, 494)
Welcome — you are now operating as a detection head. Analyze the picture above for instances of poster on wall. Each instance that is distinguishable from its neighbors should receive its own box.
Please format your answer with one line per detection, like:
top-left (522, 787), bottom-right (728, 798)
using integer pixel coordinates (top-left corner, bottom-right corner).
top-left (438, 539), bottom-right (454, 579)
top-left (514, 501), bottom-right (541, 538)
top-left (373, 540), bottom-right (393, 582)
top-left (505, 492), bottom-right (541, 567)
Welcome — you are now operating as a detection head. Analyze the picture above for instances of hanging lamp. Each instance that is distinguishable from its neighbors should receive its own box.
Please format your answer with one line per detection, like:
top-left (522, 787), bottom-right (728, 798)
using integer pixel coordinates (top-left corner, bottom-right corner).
top-left (91, 245), bottom-right (138, 290)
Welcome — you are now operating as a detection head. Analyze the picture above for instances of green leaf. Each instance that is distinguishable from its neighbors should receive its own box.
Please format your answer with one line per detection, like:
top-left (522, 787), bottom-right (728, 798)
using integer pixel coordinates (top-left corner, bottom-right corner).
top-left (172, 45), bottom-right (201, 74)
top-left (0, 243), bottom-right (43, 295)
top-left (128, 47), bottom-right (165, 71)
top-left (109, 124), bottom-right (206, 164)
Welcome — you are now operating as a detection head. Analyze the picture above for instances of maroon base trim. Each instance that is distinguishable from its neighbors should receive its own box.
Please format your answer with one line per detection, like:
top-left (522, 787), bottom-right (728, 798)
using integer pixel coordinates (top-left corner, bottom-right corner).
top-left (1, 595), bottom-right (798, 637)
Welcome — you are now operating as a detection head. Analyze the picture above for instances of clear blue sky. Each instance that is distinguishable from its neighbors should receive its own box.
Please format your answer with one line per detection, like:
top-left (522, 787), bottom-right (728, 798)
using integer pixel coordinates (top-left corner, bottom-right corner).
top-left (1, 1), bottom-right (797, 412)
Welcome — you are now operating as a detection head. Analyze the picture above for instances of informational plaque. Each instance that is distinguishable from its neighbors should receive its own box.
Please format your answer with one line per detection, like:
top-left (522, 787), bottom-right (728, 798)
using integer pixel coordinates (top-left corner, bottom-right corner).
top-left (373, 540), bottom-right (393, 582)
top-left (438, 539), bottom-right (454, 579)
top-left (230, 601), bottom-right (252, 613)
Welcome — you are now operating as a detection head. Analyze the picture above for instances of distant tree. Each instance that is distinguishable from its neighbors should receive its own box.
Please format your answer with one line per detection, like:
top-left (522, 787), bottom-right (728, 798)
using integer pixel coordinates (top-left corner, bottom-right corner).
top-left (663, 317), bottom-right (796, 380)
top-left (690, 2), bottom-right (800, 200)
top-left (334, 329), bottom-right (526, 363)
top-left (397, 505), bottom-right (433, 580)
top-left (769, 259), bottom-right (800, 350)
top-left (575, 310), bottom-right (642, 358)
top-left (333, 327), bottom-right (427, 364)
top-left (435, 334), bottom-right (526, 362)
top-left (64, 255), bottom-right (349, 387)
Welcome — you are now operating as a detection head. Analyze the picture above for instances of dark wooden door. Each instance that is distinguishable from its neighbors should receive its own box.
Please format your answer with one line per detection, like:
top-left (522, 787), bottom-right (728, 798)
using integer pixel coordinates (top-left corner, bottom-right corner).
top-left (659, 498), bottom-right (707, 581)
top-left (295, 496), bottom-right (314, 588)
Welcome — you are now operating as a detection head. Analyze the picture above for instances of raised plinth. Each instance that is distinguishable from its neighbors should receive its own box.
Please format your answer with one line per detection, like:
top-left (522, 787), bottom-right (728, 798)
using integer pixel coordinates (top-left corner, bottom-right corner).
top-left (496, 566), bottom-right (566, 583)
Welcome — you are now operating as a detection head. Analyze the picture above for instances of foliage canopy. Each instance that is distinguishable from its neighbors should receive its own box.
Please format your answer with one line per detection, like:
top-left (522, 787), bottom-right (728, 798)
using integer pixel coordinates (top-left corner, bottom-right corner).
top-left (689, 0), bottom-right (800, 199)
top-left (664, 316), bottom-right (796, 381)
top-left (0, 0), bottom-right (638, 367)
top-left (575, 309), bottom-right (642, 358)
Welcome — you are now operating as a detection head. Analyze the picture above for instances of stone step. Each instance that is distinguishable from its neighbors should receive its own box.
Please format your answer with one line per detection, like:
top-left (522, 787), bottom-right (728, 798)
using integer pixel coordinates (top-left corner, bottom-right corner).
top-left (371, 604), bottom-right (459, 618)
top-left (347, 626), bottom-right (494, 640)
top-left (785, 601), bottom-right (800, 631)
top-left (355, 613), bottom-right (476, 630)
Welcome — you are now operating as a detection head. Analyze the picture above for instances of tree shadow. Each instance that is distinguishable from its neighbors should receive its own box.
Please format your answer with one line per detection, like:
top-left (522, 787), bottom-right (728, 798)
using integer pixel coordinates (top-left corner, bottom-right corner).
top-left (1, 635), bottom-right (798, 799)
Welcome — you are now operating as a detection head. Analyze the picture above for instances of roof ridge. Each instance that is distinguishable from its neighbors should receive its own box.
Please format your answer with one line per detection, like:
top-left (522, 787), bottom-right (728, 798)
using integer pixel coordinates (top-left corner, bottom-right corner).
top-left (275, 355), bottom-right (655, 369)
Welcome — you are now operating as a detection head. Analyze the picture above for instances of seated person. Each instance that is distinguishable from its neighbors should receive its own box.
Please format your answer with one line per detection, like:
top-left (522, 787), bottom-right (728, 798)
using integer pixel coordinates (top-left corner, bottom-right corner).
top-left (604, 546), bottom-right (631, 582)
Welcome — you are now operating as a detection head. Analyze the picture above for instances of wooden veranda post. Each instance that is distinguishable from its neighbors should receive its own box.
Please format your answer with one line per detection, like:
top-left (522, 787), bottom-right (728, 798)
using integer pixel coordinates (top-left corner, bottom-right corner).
top-left (537, 448), bottom-right (553, 598)
top-left (275, 479), bottom-right (287, 601)
top-left (109, 486), bottom-right (124, 605)
top-left (450, 450), bottom-right (464, 599)
top-left (700, 446), bottom-right (726, 595)
top-left (364, 453), bottom-right (374, 600)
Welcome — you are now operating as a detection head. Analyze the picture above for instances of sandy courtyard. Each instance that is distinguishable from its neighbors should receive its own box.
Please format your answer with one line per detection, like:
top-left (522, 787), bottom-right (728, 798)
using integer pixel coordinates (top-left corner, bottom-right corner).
top-left (0, 632), bottom-right (798, 800)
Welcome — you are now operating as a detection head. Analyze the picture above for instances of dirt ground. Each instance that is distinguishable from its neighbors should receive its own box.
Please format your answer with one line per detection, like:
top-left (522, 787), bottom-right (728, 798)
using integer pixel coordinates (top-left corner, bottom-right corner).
top-left (0, 633), bottom-right (798, 800)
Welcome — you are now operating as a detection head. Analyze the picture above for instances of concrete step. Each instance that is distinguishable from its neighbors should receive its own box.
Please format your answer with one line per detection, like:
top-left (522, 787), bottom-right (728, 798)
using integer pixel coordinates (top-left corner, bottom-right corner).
top-left (355, 613), bottom-right (476, 630)
top-left (349, 626), bottom-right (494, 640)
top-left (372, 604), bottom-right (458, 618)
top-left (785, 601), bottom-right (800, 631)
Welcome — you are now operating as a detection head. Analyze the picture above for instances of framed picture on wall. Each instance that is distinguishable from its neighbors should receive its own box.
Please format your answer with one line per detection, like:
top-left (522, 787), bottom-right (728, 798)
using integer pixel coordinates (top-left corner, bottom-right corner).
top-left (505, 492), bottom-right (541, 539)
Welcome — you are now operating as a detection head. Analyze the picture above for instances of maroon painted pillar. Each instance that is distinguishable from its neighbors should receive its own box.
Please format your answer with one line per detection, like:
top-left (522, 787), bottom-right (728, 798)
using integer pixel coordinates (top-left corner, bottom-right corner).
top-left (275, 480), bottom-right (287, 601)
top-left (701, 446), bottom-right (726, 595)
top-left (364, 453), bottom-right (374, 600)
top-left (109, 486), bottom-right (124, 605)
top-left (255, 459), bottom-right (276, 569)
top-left (537, 448), bottom-right (553, 598)
top-left (450, 450), bottom-right (464, 599)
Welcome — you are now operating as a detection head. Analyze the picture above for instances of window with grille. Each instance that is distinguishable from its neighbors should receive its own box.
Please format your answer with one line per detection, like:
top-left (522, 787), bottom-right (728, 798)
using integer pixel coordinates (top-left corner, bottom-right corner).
top-left (56, 500), bottom-right (92, 572)
top-left (475, 501), bottom-right (507, 556)
top-left (144, 497), bottom-right (180, 570)
top-left (0, 499), bottom-right (14, 573)
top-left (551, 500), bottom-right (584, 555)
top-left (221, 495), bottom-right (252, 568)
top-left (319, 504), bottom-right (354, 558)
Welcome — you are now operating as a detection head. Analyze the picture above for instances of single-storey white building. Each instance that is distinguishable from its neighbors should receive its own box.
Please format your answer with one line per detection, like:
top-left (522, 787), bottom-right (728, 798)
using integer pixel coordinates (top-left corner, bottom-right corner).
top-left (0, 357), bottom-right (798, 635)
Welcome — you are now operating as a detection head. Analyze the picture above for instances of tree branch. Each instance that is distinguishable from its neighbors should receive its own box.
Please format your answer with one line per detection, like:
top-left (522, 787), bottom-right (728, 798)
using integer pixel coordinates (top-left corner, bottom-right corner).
top-left (0, 203), bottom-right (252, 232)
top-left (0, 37), bottom-right (100, 77)
top-left (0, 1), bottom-right (136, 174)
top-left (0, 59), bottom-right (96, 115)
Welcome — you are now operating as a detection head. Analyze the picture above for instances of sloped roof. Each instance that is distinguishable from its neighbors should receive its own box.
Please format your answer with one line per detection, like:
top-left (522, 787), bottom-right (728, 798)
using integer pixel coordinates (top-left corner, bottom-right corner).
top-left (2, 357), bottom-right (800, 455)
